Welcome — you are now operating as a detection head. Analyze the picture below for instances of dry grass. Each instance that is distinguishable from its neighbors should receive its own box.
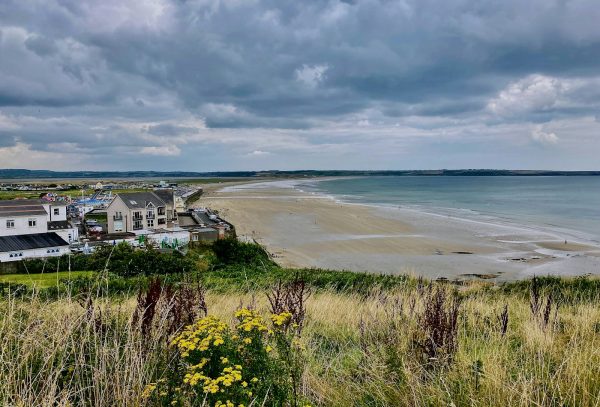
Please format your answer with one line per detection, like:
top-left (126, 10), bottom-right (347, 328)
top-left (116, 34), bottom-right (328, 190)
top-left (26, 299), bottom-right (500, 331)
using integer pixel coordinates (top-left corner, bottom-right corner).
top-left (1, 283), bottom-right (600, 406)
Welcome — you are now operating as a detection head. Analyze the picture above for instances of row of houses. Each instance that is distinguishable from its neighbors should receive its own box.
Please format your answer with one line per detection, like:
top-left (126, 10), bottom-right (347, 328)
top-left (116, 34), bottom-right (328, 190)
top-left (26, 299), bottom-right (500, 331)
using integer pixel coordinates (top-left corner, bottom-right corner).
top-left (0, 189), bottom-right (231, 263)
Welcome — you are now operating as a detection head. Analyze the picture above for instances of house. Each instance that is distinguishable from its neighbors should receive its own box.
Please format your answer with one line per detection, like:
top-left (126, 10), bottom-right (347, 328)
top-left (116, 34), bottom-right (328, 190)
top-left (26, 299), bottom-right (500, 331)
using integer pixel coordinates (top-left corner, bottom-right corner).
top-left (0, 200), bottom-right (73, 262)
top-left (0, 200), bottom-right (48, 237)
top-left (106, 191), bottom-right (177, 234)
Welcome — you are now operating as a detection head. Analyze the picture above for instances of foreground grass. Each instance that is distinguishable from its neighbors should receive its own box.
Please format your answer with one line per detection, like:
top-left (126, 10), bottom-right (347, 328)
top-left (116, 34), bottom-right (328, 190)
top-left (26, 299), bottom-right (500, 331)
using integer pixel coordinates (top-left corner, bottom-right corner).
top-left (1, 279), bottom-right (599, 406)
top-left (0, 271), bottom-right (92, 288)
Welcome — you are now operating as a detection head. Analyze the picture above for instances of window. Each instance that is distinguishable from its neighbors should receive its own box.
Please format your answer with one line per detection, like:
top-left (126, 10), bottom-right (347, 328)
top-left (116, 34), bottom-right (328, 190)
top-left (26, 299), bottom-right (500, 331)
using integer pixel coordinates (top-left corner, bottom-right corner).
top-left (53, 208), bottom-right (60, 216)
top-left (133, 220), bottom-right (143, 230)
top-left (6, 219), bottom-right (14, 228)
top-left (158, 218), bottom-right (166, 225)
top-left (28, 218), bottom-right (37, 227)
top-left (147, 219), bottom-right (154, 228)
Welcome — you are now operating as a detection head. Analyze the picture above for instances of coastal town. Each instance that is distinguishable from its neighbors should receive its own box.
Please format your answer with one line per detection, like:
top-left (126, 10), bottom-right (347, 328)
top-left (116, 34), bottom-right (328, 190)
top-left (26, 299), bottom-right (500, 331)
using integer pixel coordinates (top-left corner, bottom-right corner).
top-left (0, 180), bottom-right (233, 267)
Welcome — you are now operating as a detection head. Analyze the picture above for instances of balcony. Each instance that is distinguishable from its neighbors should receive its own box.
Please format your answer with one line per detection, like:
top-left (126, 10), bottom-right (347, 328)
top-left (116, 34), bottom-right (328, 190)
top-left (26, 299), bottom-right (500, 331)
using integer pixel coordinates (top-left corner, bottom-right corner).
top-left (113, 215), bottom-right (123, 221)
top-left (133, 213), bottom-right (143, 221)
top-left (146, 213), bottom-right (156, 219)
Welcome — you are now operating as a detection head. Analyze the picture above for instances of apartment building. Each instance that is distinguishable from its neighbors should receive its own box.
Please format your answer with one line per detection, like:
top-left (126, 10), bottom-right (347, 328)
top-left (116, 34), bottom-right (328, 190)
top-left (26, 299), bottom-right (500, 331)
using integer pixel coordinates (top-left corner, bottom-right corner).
top-left (106, 190), bottom-right (177, 234)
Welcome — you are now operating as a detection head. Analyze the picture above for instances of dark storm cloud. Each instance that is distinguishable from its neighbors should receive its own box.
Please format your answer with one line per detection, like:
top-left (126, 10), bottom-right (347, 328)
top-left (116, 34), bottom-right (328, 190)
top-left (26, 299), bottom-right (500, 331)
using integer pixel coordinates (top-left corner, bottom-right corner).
top-left (1, 0), bottom-right (600, 170)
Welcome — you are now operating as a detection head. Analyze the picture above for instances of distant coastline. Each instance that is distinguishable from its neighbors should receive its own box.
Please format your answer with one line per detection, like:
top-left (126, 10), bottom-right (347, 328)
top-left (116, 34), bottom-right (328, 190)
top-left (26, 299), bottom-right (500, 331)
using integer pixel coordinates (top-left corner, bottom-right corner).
top-left (1, 168), bottom-right (600, 180)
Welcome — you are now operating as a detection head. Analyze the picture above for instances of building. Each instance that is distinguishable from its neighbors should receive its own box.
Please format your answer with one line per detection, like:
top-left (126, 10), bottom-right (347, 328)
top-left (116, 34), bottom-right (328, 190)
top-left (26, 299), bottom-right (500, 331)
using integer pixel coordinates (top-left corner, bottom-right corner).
top-left (0, 200), bottom-right (48, 237)
top-left (0, 200), bottom-right (75, 262)
top-left (42, 202), bottom-right (79, 243)
top-left (106, 191), bottom-right (177, 234)
top-left (153, 189), bottom-right (178, 225)
top-left (0, 233), bottom-right (70, 262)
top-left (178, 208), bottom-right (234, 243)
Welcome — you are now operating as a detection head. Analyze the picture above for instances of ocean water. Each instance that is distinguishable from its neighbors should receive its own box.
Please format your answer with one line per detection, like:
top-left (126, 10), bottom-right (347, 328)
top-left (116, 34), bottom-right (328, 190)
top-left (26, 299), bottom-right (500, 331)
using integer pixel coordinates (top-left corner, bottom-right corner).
top-left (303, 176), bottom-right (600, 243)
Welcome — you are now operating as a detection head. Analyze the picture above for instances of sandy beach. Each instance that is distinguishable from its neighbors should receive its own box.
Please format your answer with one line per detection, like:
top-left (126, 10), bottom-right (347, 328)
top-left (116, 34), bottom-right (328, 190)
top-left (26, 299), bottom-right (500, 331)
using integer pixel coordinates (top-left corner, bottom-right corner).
top-left (197, 179), bottom-right (600, 281)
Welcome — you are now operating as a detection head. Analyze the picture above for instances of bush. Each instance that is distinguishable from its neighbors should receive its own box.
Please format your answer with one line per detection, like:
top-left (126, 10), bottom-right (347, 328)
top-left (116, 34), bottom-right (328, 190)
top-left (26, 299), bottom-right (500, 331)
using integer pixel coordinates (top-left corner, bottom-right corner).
top-left (19, 254), bottom-right (93, 274)
top-left (145, 308), bottom-right (307, 406)
top-left (211, 238), bottom-right (273, 267)
top-left (90, 243), bottom-right (195, 277)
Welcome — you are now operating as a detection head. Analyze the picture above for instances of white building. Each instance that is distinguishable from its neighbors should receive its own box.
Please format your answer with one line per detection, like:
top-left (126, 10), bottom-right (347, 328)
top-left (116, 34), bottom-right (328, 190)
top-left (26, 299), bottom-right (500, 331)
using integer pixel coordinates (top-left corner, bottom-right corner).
top-left (0, 200), bottom-right (78, 262)
top-left (0, 200), bottom-right (48, 237)
top-left (42, 202), bottom-right (79, 243)
top-left (0, 233), bottom-right (70, 262)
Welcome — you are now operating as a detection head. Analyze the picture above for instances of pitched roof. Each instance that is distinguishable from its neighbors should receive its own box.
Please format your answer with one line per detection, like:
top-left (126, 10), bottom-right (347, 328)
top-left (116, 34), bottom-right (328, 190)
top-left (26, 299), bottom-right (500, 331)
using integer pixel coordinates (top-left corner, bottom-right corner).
top-left (0, 232), bottom-right (68, 252)
top-left (0, 199), bottom-right (48, 217)
top-left (117, 192), bottom-right (165, 209)
top-left (153, 189), bottom-right (174, 206)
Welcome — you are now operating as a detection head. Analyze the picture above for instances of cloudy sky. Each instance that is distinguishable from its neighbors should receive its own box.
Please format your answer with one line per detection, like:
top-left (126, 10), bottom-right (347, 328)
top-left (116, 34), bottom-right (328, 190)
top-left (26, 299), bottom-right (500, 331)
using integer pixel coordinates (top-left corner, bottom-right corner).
top-left (1, 0), bottom-right (599, 171)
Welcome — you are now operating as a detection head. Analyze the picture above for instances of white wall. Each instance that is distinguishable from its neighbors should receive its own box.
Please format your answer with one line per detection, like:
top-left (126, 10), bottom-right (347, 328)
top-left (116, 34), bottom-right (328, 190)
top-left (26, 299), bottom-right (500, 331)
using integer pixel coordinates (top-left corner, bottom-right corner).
top-left (145, 230), bottom-right (190, 248)
top-left (0, 245), bottom-right (69, 262)
top-left (0, 214), bottom-right (48, 237)
top-left (43, 204), bottom-right (68, 222)
top-left (54, 227), bottom-right (79, 244)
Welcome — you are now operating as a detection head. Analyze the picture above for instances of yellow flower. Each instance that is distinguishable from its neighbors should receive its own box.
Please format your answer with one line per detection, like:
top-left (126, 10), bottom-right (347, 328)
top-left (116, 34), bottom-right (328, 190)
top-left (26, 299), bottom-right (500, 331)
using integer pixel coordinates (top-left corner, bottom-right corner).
top-left (265, 345), bottom-right (273, 352)
top-left (270, 311), bottom-right (293, 327)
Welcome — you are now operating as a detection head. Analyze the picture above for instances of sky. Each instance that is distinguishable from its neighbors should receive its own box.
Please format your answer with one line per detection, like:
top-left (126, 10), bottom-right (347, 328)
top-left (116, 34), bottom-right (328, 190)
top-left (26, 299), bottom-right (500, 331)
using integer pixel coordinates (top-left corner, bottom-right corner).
top-left (0, 0), bottom-right (599, 171)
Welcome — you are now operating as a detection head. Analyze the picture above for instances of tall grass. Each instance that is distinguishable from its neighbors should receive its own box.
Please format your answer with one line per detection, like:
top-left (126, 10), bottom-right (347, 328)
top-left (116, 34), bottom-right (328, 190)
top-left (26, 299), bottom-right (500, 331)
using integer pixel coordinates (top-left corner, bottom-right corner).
top-left (1, 278), bottom-right (600, 406)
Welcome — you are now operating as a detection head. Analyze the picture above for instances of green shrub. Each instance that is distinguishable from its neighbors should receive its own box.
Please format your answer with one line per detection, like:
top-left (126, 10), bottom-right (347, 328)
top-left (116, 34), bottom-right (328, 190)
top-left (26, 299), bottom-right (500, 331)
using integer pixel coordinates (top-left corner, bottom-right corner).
top-left (145, 308), bottom-right (307, 407)
top-left (90, 243), bottom-right (195, 277)
top-left (211, 238), bottom-right (273, 267)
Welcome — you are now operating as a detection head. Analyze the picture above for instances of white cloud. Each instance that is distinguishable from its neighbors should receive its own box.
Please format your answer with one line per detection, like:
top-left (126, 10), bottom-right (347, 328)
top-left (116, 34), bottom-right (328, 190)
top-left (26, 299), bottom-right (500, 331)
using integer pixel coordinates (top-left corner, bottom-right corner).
top-left (140, 145), bottom-right (181, 156)
top-left (295, 64), bottom-right (328, 88)
top-left (487, 75), bottom-right (569, 116)
top-left (530, 125), bottom-right (559, 145)
top-left (247, 149), bottom-right (270, 156)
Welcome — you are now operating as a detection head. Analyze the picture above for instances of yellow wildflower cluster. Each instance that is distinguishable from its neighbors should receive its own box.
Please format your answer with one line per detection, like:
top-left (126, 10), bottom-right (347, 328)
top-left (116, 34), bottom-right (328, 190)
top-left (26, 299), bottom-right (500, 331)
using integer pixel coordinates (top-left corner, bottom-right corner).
top-left (183, 365), bottom-right (243, 394)
top-left (271, 311), bottom-right (293, 327)
top-left (171, 316), bottom-right (228, 357)
top-left (142, 383), bottom-right (156, 399)
top-left (235, 308), bottom-right (268, 333)
top-left (215, 401), bottom-right (244, 407)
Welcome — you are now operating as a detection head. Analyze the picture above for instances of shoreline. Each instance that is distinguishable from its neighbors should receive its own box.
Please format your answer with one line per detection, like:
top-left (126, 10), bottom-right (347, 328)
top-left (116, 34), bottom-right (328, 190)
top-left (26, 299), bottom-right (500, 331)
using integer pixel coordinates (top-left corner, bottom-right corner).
top-left (199, 179), bottom-right (600, 281)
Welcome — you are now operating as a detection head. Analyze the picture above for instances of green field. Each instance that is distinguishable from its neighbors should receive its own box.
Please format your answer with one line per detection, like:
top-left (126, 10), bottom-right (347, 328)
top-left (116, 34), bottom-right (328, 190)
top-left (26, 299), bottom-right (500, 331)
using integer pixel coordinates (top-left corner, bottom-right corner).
top-left (0, 271), bottom-right (92, 288)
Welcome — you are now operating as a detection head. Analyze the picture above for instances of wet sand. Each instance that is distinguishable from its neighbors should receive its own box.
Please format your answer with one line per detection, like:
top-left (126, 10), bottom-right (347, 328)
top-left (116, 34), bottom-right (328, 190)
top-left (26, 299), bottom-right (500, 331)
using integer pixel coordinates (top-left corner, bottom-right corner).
top-left (197, 180), bottom-right (600, 281)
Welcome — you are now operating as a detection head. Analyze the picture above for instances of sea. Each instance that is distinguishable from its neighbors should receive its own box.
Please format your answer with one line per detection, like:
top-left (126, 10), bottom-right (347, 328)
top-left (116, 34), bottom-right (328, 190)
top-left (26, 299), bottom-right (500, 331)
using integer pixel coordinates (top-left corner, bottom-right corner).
top-left (301, 176), bottom-right (600, 244)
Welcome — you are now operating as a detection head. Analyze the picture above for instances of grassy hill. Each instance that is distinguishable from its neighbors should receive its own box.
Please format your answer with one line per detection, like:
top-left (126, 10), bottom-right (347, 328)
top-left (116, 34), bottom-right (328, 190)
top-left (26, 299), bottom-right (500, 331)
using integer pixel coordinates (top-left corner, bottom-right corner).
top-left (0, 241), bottom-right (599, 406)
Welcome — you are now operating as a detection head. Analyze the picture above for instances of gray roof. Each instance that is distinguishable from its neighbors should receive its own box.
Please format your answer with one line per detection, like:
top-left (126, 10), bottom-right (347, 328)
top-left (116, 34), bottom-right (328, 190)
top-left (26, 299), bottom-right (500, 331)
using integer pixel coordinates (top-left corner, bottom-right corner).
top-left (117, 192), bottom-right (165, 209)
top-left (0, 199), bottom-right (47, 217)
top-left (0, 232), bottom-right (68, 252)
top-left (153, 189), bottom-right (174, 206)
